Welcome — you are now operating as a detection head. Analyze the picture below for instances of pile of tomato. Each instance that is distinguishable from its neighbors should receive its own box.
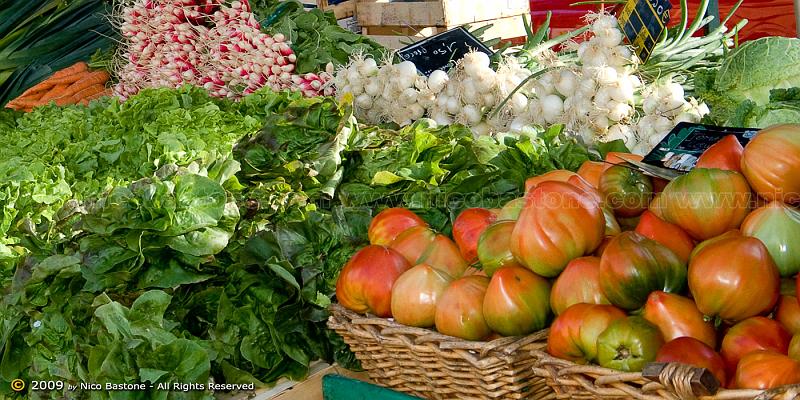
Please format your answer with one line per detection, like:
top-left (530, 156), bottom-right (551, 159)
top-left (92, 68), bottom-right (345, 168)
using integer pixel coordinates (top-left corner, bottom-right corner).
top-left (335, 124), bottom-right (800, 390)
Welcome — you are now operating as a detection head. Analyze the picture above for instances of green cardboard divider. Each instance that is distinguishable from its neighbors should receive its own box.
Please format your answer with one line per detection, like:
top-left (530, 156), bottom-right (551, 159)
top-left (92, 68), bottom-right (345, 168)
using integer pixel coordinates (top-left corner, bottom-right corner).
top-left (322, 374), bottom-right (423, 400)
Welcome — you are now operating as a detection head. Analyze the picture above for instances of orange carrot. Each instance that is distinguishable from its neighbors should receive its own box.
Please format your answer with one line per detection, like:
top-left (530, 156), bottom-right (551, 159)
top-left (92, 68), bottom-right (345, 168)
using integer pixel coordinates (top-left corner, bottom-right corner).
top-left (14, 81), bottom-right (53, 100)
top-left (50, 62), bottom-right (88, 79)
top-left (83, 88), bottom-right (112, 102)
top-left (59, 71), bottom-right (110, 98)
top-left (69, 84), bottom-right (106, 103)
top-left (39, 84), bottom-right (70, 102)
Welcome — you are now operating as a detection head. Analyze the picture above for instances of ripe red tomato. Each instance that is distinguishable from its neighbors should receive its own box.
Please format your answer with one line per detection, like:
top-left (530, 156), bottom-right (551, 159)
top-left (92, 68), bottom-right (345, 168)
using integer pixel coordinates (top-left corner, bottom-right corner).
top-left (546, 303), bottom-right (626, 364)
top-left (368, 208), bottom-right (427, 246)
top-left (695, 135), bottom-right (745, 172)
top-left (577, 160), bottom-right (608, 188)
top-left (524, 170), bottom-right (577, 193)
top-left (389, 225), bottom-right (436, 266)
top-left (777, 295), bottom-right (800, 335)
top-left (635, 210), bottom-right (695, 263)
top-left (721, 317), bottom-right (791, 376)
top-left (453, 208), bottom-right (498, 264)
top-left (656, 337), bottom-right (726, 387)
top-left (483, 266), bottom-right (551, 336)
top-left (511, 181), bottom-right (605, 277)
top-left (599, 232), bottom-right (687, 310)
top-left (550, 257), bottom-right (610, 315)
top-left (642, 291), bottom-right (717, 349)
top-left (650, 168), bottom-right (752, 240)
top-left (741, 201), bottom-right (800, 277)
top-left (734, 351), bottom-right (800, 389)
top-left (336, 245), bottom-right (411, 317)
top-left (689, 235), bottom-right (780, 322)
top-left (741, 124), bottom-right (800, 205)
top-left (477, 221), bottom-right (523, 276)
top-left (434, 275), bottom-right (492, 341)
top-left (418, 234), bottom-right (469, 278)
top-left (599, 165), bottom-right (654, 218)
top-left (390, 264), bottom-right (453, 328)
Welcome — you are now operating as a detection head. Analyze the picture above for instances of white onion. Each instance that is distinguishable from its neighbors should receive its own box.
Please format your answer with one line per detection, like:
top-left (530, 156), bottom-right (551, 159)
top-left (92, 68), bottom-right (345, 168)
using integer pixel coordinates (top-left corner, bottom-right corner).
top-left (427, 70), bottom-right (449, 93)
top-left (555, 70), bottom-right (578, 97)
top-left (541, 94), bottom-right (564, 124)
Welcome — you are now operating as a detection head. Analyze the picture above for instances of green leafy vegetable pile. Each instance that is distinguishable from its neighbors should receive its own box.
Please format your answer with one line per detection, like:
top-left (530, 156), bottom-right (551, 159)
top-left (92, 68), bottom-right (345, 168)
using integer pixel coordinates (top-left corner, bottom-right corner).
top-left (0, 85), bottom-right (592, 398)
top-left (252, 0), bottom-right (386, 74)
top-left (696, 37), bottom-right (800, 128)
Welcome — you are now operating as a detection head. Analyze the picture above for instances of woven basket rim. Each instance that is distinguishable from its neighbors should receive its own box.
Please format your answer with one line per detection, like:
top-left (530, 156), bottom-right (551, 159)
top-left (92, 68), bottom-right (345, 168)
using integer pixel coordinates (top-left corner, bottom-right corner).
top-left (532, 348), bottom-right (800, 399)
top-left (329, 303), bottom-right (549, 351)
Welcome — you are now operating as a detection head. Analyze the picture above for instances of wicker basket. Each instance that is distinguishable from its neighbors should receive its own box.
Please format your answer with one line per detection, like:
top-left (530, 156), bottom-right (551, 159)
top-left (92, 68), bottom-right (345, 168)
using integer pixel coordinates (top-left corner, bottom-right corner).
top-left (532, 349), bottom-right (800, 400)
top-left (327, 303), bottom-right (555, 399)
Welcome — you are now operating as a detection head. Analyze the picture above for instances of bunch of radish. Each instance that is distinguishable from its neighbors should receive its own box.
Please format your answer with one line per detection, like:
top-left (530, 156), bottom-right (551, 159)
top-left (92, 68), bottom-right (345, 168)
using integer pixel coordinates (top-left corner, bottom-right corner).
top-left (113, 0), bottom-right (333, 100)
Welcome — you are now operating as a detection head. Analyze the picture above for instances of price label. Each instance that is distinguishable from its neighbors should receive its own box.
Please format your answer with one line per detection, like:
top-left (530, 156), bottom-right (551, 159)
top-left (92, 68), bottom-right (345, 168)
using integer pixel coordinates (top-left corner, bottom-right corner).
top-left (397, 26), bottom-right (493, 76)
top-left (623, 122), bottom-right (759, 180)
top-left (617, 0), bottom-right (672, 62)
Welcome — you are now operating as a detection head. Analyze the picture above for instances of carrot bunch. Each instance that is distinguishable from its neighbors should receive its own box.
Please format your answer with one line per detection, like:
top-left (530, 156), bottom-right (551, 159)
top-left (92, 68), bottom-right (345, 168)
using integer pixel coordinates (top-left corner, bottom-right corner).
top-left (5, 62), bottom-right (111, 112)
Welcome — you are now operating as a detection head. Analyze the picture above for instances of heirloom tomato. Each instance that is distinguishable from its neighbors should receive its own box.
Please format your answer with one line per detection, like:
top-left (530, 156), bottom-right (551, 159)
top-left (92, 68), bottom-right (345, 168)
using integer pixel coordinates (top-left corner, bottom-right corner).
top-left (483, 266), bottom-right (551, 336)
top-left (642, 291), bottom-right (717, 348)
top-left (453, 208), bottom-right (497, 264)
top-left (434, 276), bottom-right (491, 341)
top-left (418, 234), bottom-right (469, 278)
top-left (656, 337), bottom-right (727, 386)
top-left (742, 201), bottom-right (800, 277)
top-left (790, 335), bottom-right (800, 360)
top-left (524, 169), bottom-right (577, 193)
top-left (777, 295), bottom-right (800, 335)
top-left (546, 303), bottom-right (626, 364)
top-left (497, 197), bottom-right (525, 221)
top-left (389, 226), bottom-right (436, 266)
top-left (599, 232), bottom-right (687, 310)
top-left (477, 221), bottom-right (523, 276)
top-left (734, 351), bottom-right (800, 389)
top-left (649, 168), bottom-right (751, 240)
top-left (511, 181), bottom-right (605, 277)
top-left (577, 160), bottom-right (607, 188)
top-left (721, 316), bottom-right (791, 375)
top-left (689, 235), bottom-right (780, 322)
top-left (336, 245), bottom-right (411, 317)
top-left (741, 124), bottom-right (800, 205)
top-left (368, 208), bottom-right (427, 246)
top-left (550, 257), bottom-right (610, 315)
top-left (596, 316), bottom-right (665, 372)
top-left (695, 134), bottom-right (744, 172)
top-left (599, 165), bottom-right (654, 218)
top-left (391, 264), bottom-right (453, 328)
top-left (635, 210), bottom-right (695, 263)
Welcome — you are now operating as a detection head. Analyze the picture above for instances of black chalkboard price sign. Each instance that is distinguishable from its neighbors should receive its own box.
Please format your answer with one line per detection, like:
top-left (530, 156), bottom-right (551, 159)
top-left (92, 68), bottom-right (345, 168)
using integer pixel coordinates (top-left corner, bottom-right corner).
top-left (617, 0), bottom-right (672, 62)
top-left (396, 26), bottom-right (494, 76)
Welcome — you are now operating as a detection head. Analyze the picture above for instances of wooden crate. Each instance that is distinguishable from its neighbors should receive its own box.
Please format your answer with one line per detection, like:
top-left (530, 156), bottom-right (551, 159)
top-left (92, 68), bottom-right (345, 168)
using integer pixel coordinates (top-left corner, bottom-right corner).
top-left (317, 0), bottom-right (356, 19)
top-left (362, 13), bottom-right (531, 49)
top-left (356, 0), bottom-right (529, 27)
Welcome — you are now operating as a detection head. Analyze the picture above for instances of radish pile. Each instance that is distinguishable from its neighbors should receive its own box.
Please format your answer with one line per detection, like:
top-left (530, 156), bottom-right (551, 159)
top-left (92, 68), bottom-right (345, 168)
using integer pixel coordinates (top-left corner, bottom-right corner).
top-left (114, 0), bottom-right (333, 100)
